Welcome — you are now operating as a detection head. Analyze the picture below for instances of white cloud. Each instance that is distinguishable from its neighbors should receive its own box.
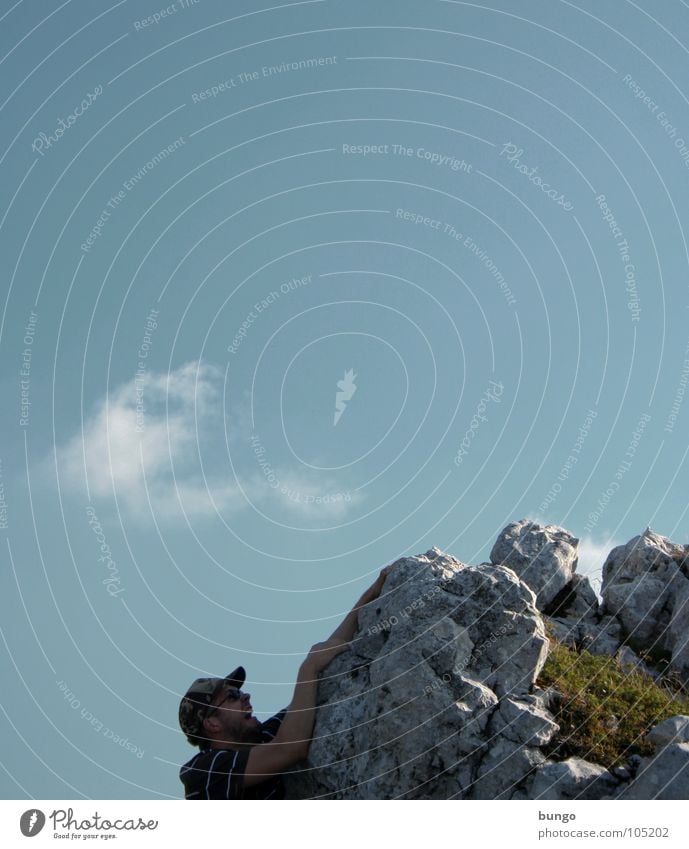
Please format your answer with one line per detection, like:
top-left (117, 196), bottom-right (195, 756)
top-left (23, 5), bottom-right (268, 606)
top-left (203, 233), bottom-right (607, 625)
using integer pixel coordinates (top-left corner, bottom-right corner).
top-left (57, 360), bottom-right (360, 524)
top-left (576, 532), bottom-right (624, 597)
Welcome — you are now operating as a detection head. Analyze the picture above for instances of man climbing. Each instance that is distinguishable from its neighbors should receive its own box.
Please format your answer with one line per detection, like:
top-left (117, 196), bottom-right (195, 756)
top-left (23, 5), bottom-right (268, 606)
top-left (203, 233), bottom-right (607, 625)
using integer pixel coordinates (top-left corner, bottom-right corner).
top-left (178, 561), bottom-right (399, 799)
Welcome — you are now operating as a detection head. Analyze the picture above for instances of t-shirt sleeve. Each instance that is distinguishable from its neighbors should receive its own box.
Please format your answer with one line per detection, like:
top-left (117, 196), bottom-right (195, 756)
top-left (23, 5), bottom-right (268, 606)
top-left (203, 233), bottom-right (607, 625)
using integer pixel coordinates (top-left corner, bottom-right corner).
top-left (202, 749), bottom-right (251, 800)
top-left (260, 707), bottom-right (288, 742)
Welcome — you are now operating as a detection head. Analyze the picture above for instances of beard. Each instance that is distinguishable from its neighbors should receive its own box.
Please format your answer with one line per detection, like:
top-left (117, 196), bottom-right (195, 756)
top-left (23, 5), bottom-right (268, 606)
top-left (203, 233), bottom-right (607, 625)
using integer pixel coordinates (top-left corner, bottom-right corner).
top-left (230, 720), bottom-right (264, 746)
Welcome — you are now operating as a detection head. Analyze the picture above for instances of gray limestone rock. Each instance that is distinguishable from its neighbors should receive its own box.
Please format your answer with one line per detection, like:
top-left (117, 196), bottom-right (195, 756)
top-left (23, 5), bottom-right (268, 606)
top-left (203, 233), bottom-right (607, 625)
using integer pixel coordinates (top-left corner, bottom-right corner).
top-left (530, 757), bottom-right (619, 800)
top-left (545, 616), bottom-right (581, 647)
top-left (646, 715), bottom-right (689, 750)
top-left (548, 574), bottom-right (600, 620)
top-left (470, 740), bottom-right (546, 800)
top-left (667, 581), bottom-right (689, 680)
top-left (284, 546), bottom-right (549, 799)
top-left (581, 616), bottom-right (623, 656)
top-left (601, 528), bottom-right (689, 665)
top-left (491, 695), bottom-right (559, 747)
top-left (568, 574), bottom-right (602, 619)
top-left (615, 645), bottom-right (653, 677)
top-left (490, 518), bottom-right (579, 610)
top-left (617, 743), bottom-right (689, 799)
top-left (279, 523), bottom-right (689, 799)
top-left (545, 615), bottom-right (622, 657)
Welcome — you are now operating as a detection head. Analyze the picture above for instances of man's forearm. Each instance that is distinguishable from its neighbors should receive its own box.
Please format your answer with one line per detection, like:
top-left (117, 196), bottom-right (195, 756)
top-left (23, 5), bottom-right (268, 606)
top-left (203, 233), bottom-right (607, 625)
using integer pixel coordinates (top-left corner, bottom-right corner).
top-left (327, 561), bottom-right (400, 643)
top-left (270, 661), bottom-right (319, 759)
top-left (327, 590), bottom-right (372, 643)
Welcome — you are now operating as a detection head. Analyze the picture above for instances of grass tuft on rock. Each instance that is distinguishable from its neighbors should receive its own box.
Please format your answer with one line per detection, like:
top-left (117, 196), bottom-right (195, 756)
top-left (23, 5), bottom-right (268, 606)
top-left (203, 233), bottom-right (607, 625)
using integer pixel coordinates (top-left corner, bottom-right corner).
top-left (537, 640), bottom-right (689, 769)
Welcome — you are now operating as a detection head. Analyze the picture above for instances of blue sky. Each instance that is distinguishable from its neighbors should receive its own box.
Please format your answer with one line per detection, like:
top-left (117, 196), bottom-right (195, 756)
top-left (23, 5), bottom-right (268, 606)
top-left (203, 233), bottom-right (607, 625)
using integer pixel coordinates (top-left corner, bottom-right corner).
top-left (1, 0), bottom-right (689, 799)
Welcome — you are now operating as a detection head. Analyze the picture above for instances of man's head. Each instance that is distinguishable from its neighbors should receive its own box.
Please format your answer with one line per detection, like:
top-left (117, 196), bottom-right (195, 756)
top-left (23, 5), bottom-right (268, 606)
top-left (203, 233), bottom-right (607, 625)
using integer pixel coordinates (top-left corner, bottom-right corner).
top-left (179, 666), bottom-right (263, 749)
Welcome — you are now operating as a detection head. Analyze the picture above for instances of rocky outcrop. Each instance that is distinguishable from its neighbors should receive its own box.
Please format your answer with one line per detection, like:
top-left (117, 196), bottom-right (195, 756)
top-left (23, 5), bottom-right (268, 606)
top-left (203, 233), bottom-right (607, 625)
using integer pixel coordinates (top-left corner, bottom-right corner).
top-left (601, 528), bottom-right (689, 678)
top-left (285, 546), bottom-right (549, 799)
top-left (617, 716), bottom-right (689, 799)
top-left (490, 518), bottom-right (579, 609)
top-left (283, 520), bottom-right (689, 799)
top-left (490, 518), bottom-right (625, 660)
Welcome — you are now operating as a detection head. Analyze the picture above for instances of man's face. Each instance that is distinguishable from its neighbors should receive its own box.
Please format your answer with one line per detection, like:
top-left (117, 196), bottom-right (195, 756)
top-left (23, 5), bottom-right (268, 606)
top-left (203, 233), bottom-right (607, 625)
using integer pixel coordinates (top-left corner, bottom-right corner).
top-left (203, 685), bottom-right (263, 745)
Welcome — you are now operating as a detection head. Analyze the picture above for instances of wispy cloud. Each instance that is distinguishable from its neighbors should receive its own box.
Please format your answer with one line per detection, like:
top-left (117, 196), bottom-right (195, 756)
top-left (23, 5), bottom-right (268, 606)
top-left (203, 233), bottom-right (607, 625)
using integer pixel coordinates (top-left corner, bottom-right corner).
top-left (576, 532), bottom-right (623, 596)
top-left (57, 360), bottom-right (239, 520)
top-left (56, 360), bottom-right (361, 524)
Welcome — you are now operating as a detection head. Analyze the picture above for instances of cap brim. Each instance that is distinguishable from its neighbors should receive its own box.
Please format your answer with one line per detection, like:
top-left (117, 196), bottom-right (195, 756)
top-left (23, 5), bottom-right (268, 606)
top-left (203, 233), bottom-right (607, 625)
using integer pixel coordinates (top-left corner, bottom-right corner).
top-left (224, 666), bottom-right (246, 689)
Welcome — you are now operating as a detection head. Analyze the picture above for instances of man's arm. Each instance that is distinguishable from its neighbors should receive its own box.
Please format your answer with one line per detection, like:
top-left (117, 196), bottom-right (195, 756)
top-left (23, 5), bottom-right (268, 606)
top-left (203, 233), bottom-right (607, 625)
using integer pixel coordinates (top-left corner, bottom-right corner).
top-left (327, 560), bottom-right (401, 643)
top-left (243, 559), bottom-right (402, 787)
top-left (243, 639), bottom-right (347, 787)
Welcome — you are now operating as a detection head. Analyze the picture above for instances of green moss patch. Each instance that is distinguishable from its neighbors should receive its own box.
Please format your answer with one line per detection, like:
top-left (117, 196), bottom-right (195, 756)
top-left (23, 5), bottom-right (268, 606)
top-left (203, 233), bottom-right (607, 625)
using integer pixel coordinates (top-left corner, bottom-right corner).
top-left (537, 640), bottom-right (689, 769)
